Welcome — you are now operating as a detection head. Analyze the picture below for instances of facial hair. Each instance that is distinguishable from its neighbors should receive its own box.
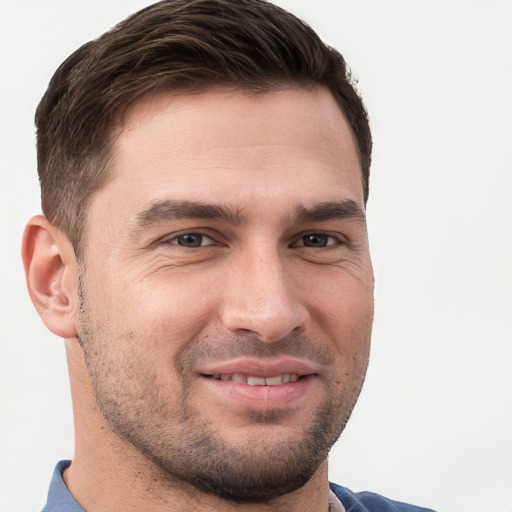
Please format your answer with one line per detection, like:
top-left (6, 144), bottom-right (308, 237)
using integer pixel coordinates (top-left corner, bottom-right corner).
top-left (76, 277), bottom-right (369, 503)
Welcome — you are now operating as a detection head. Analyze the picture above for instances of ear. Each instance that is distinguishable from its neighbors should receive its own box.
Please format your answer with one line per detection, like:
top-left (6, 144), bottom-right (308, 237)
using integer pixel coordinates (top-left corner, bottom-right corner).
top-left (22, 215), bottom-right (79, 339)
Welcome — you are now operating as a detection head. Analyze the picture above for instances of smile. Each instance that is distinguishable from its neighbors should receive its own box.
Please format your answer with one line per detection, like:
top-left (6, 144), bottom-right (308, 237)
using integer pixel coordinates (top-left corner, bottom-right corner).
top-left (209, 373), bottom-right (301, 385)
top-left (197, 358), bottom-right (320, 409)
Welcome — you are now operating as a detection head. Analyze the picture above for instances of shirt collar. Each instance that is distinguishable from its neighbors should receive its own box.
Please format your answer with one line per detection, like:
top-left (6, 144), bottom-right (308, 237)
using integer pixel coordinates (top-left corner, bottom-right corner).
top-left (329, 488), bottom-right (346, 512)
top-left (43, 460), bottom-right (84, 512)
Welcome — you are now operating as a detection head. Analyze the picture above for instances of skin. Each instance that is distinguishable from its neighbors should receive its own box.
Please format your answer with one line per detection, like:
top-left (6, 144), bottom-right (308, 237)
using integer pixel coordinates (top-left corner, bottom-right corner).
top-left (23, 87), bottom-right (374, 512)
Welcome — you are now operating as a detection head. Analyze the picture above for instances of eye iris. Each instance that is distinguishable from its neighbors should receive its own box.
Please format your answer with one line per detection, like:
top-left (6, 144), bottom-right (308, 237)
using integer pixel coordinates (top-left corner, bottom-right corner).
top-left (303, 234), bottom-right (328, 247)
top-left (177, 234), bottom-right (203, 247)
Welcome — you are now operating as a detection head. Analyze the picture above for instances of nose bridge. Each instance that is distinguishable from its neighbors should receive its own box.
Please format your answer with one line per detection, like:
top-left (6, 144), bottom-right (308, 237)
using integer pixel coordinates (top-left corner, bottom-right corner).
top-left (220, 243), bottom-right (309, 342)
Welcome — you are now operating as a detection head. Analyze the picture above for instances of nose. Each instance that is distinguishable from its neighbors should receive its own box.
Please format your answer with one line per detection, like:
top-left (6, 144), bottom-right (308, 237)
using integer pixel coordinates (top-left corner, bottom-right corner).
top-left (219, 247), bottom-right (310, 342)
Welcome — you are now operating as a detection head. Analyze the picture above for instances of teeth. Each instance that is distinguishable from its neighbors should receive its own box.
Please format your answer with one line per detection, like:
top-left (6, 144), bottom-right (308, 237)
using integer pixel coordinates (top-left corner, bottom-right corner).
top-left (265, 375), bottom-right (284, 386)
top-left (212, 373), bottom-right (300, 385)
top-left (247, 376), bottom-right (266, 386)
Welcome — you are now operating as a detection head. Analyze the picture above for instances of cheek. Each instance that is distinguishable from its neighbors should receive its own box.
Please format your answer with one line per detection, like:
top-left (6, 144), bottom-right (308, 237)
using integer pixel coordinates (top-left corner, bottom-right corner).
top-left (308, 276), bottom-right (373, 387)
top-left (117, 271), bottom-right (222, 345)
top-left (306, 269), bottom-right (374, 337)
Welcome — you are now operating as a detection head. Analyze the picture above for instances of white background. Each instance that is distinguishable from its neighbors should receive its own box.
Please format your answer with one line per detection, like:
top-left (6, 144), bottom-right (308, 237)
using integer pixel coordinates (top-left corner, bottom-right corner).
top-left (1, 1), bottom-right (511, 511)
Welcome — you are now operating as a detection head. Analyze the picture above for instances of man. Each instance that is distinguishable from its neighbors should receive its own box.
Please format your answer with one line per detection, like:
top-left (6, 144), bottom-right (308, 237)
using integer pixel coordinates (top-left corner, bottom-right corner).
top-left (22, 1), bottom-right (435, 510)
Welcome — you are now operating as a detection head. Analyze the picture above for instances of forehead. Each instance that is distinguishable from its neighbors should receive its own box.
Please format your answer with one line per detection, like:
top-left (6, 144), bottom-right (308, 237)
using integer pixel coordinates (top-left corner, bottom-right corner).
top-left (91, 87), bottom-right (364, 226)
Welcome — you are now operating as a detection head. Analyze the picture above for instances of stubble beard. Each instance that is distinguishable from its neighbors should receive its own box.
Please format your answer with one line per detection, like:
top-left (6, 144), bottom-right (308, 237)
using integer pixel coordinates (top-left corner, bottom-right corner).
top-left (76, 280), bottom-right (369, 503)
top-left (127, 396), bottom-right (348, 503)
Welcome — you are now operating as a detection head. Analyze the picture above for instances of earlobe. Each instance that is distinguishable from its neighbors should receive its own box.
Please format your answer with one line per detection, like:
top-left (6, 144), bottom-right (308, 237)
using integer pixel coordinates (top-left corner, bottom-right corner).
top-left (22, 215), bottom-right (78, 339)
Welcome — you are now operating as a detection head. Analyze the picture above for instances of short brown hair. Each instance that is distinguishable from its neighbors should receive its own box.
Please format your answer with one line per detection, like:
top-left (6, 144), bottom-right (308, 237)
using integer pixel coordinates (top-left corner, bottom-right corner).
top-left (36, 0), bottom-right (372, 256)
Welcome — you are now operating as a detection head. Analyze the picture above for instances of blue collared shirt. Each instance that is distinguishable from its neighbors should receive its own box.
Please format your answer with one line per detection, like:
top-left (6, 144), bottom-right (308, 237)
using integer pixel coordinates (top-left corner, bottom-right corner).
top-left (42, 461), bottom-right (84, 512)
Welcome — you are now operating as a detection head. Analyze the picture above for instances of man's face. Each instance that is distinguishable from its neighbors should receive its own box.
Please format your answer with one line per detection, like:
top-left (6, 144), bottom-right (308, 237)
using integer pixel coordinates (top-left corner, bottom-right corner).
top-left (76, 87), bottom-right (374, 502)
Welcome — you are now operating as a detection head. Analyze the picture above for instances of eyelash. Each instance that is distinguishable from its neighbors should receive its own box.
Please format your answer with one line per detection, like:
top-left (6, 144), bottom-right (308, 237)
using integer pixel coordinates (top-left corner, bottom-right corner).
top-left (162, 231), bottom-right (216, 248)
top-left (292, 233), bottom-right (342, 248)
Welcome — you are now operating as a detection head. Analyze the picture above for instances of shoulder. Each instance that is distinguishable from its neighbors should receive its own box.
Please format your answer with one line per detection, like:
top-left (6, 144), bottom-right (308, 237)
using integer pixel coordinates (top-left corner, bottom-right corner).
top-left (330, 483), bottom-right (437, 512)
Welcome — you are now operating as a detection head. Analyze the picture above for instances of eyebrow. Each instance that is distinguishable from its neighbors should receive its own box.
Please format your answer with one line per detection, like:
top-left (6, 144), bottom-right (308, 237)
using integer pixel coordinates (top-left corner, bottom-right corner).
top-left (294, 200), bottom-right (366, 224)
top-left (136, 199), bottom-right (248, 227)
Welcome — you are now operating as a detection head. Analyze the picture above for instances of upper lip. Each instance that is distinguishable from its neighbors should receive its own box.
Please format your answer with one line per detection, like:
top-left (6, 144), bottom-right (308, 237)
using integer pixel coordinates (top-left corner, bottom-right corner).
top-left (198, 357), bottom-right (319, 378)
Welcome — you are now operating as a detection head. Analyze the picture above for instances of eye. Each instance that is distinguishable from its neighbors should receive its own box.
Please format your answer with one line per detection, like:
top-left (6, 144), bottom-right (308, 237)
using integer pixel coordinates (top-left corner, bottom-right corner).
top-left (295, 233), bottom-right (339, 248)
top-left (169, 233), bottom-right (215, 248)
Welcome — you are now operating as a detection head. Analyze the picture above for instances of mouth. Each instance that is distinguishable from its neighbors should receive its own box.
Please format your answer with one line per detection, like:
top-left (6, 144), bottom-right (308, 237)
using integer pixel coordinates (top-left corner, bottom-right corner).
top-left (205, 373), bottom-right (302, 385)
top-left (197, 359), bottom-right (319, 410)
top-left (198, 358), bottom-right (318, 380)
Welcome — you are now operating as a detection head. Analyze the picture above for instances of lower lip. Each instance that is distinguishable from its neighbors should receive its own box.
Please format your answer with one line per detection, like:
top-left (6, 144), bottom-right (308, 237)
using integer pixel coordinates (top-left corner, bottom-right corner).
top-left (200, 375), bottom-right (316, 410)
